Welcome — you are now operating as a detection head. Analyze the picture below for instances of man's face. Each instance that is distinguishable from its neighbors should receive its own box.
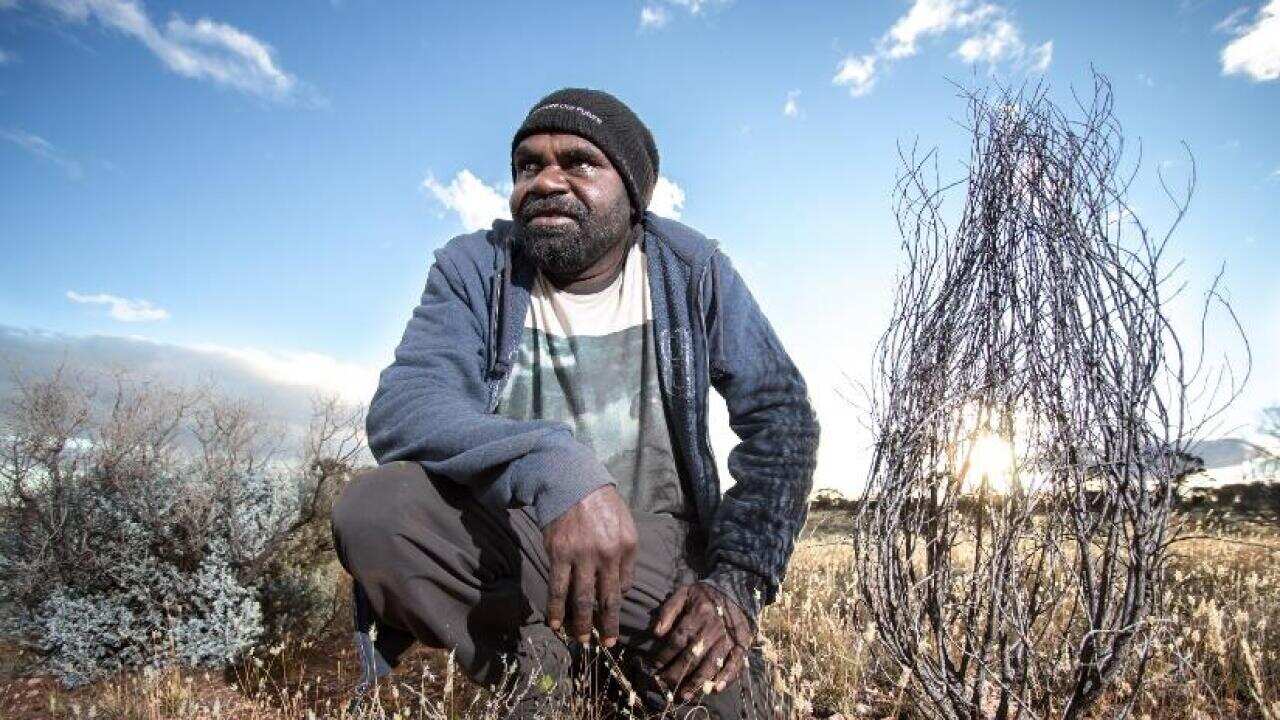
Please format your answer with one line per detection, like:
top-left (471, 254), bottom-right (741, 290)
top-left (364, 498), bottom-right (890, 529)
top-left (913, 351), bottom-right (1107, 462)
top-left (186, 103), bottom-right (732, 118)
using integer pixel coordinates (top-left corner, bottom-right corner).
top-left (510, 132), bottom-right (632, 278)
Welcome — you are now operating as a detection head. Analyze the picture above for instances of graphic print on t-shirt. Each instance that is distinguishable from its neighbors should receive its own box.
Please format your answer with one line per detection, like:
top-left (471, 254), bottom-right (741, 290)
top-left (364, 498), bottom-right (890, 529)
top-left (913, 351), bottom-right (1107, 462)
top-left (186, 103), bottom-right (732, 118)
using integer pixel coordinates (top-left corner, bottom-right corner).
top-left (496, 238), bottom-right (692, 519)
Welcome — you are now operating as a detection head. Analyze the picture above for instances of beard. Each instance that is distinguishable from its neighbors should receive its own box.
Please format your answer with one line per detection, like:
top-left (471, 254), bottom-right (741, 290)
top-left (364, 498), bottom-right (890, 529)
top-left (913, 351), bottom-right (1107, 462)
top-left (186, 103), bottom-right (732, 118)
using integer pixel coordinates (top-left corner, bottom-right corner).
top-left (514, 194), bottom-right (632, 278)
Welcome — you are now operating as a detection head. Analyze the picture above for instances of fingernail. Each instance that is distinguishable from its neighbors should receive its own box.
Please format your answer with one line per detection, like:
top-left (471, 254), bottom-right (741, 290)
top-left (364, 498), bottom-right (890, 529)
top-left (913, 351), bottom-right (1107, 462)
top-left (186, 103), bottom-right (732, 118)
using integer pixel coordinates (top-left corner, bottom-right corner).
top-left (702, 680), bottom-right (715, 695)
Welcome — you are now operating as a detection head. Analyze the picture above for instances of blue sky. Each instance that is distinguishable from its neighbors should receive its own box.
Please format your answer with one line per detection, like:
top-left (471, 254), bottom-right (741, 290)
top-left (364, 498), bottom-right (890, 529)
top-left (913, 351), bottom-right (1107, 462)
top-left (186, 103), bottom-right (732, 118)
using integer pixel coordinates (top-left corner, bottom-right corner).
top-left (1, 0), bottom-right (1277, 491)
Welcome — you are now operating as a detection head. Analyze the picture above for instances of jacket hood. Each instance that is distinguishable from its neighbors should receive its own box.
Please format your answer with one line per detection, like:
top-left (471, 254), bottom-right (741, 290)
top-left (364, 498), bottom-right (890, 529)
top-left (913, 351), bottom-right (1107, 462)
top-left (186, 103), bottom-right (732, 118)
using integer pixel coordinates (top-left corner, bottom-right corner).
top-left (637, 211), bottom-right (721, 268)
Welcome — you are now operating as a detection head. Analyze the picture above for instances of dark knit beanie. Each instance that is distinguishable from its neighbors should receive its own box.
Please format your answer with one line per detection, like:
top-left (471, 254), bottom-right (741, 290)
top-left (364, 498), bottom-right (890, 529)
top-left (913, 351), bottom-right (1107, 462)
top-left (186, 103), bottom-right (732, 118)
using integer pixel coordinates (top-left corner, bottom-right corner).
top-left (511, 88), bottom-right (660, 218)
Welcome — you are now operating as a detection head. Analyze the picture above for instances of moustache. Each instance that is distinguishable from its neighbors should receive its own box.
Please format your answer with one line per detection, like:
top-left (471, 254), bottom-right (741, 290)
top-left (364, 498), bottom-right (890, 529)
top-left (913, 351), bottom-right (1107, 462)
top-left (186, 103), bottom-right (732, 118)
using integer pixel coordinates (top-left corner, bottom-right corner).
top-left (519, 196), bottom-right (586, 223)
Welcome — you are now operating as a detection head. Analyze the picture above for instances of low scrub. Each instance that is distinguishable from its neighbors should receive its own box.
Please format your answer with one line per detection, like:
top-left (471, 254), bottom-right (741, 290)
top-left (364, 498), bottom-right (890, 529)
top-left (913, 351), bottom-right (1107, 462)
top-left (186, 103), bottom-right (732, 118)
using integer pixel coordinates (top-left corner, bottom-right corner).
top-left (0, 365), bottom-right (362, 687)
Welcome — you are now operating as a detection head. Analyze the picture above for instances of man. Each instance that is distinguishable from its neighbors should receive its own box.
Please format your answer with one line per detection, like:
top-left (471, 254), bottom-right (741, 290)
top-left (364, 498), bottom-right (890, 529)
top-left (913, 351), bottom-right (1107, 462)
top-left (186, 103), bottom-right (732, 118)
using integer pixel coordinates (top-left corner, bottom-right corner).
top-left (331, 88), bottom-right (819, 718)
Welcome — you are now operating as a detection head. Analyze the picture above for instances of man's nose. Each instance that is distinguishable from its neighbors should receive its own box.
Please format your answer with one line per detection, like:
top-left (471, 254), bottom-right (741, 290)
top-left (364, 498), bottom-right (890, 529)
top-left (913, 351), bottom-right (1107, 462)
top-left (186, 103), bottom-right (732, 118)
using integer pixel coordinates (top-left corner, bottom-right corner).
top-left (527, 163), bottom-right (571, 196)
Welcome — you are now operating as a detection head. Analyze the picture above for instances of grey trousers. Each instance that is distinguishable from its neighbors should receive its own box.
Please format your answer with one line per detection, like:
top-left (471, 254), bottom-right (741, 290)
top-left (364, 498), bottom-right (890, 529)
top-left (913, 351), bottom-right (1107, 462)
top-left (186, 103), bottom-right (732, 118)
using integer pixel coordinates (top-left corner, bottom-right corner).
top-left (330, 461), bottom-right (790, 719)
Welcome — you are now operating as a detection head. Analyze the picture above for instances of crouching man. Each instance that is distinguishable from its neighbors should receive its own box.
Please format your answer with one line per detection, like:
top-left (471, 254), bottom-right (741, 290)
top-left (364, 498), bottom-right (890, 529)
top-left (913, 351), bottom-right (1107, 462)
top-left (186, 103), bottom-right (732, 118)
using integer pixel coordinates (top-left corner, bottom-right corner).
top-left (331, 88), bottom-right (819, 719)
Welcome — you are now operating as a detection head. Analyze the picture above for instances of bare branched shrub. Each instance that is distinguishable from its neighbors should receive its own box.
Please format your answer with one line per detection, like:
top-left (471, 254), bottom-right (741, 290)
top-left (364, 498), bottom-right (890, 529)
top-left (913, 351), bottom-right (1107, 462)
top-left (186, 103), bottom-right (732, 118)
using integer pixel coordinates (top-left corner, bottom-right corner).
top-left (853, 72), bottom-right (1248, 719)
top-left (0, 363), bottom-right (365, 686)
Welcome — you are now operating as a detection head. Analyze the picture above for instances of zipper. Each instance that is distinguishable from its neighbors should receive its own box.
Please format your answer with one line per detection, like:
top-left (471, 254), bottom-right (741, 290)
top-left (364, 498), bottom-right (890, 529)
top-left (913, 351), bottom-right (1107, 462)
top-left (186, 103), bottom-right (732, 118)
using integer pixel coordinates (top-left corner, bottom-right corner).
top-left (486, 274), bottom-right (499, 375)
top-left (488, 367), bottom-right (512, 413)
top-left (486, 240), bottom-right (512, 413)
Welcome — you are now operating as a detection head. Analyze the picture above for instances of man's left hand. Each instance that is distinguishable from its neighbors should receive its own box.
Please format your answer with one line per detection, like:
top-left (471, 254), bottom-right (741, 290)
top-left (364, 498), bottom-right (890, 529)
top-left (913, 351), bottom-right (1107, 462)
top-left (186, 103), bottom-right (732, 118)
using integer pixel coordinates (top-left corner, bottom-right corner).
top-left (650, 582), bottom-right (753, 701)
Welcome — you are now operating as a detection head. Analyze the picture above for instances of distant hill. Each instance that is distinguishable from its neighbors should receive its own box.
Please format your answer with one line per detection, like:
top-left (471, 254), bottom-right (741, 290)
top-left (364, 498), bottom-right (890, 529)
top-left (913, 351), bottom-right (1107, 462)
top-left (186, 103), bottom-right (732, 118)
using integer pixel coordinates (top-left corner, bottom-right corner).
top-left (1186, 438), bottom-right (1269, 469)
top-left (1172, 437), bottom-right (1277, 516)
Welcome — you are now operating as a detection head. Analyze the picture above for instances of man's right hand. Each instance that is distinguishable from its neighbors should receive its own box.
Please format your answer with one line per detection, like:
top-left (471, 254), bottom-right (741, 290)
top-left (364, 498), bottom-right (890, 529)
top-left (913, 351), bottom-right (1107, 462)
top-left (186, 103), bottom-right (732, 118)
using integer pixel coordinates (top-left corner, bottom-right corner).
top-left (542, 484), bottom-right (637, 648)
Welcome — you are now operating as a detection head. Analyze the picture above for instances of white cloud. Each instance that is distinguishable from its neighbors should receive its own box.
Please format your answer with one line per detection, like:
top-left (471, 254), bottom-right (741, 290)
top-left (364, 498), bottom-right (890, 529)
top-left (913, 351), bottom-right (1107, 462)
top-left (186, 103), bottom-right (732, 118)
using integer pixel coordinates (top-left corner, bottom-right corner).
top-left (186, 342), bottom-right (378, 405)
top-left (638, 0), bottom-right (731, 29)
top-left (834, 0), bottom-right (1051, 98)
top-left (1, 128), bottom-right (83, 179)
top-left (882, 0), bottom-right (990, 60)
top-left (422, 169), bottom-right (512, 232)
top-left (1027, 40), bottom-right (1053, 72)
top-left (1216, 5), bottom-right (1252, 34)
top-left (0, 324), bottom-right (380, 437)
top-left (639, 5), bottom-right (670, 29)
top-left (1220, 0), bottom-right (1280, 82)
top-left (663, 0), bottom-right (729, 14)
top-left (782, 89), bottom-right (802, 118)
top-left (1137, 71), bottom-right (1156, 87)
top-left (66, 291), bottom-right (170, 322)
top-left (648, 175), bottom-right (685, 219)
top-left (956, 18), bottom-right (1018, 63)
top-left (7, 0), bottom-right (308, 102)
top-left (0, 47), bottom-right (14, 64)
top-left (834, 54), bottom-right (878, 97)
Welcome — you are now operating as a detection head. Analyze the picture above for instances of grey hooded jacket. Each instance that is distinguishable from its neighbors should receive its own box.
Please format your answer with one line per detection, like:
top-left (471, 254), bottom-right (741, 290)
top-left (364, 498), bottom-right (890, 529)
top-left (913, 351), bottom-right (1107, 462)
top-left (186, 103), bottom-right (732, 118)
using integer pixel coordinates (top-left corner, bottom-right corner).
top-left (362, 210), bottom-right (819, 634)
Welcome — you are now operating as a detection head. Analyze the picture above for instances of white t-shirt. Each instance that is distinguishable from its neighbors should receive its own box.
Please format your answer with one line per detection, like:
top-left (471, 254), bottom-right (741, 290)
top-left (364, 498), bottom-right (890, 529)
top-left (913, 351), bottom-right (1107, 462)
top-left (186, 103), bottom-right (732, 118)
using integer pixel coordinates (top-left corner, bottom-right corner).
top-left (496, 237), bottom-right (693, 519)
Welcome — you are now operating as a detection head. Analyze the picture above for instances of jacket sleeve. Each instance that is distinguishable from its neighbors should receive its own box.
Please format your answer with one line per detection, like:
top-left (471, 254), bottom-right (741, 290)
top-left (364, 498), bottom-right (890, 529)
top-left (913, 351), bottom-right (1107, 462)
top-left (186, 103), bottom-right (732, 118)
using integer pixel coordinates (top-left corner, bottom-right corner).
top-left (365, 246), bottom-right (616, 528)
top-left (696, 250), bottom-right (820, 626)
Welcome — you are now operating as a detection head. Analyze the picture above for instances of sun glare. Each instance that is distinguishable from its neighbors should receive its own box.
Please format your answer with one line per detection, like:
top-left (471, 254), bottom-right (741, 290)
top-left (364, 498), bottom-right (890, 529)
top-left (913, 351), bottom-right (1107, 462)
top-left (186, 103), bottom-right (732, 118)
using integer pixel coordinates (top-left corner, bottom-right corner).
top-left (964, 431), bottom-right (1016, 494)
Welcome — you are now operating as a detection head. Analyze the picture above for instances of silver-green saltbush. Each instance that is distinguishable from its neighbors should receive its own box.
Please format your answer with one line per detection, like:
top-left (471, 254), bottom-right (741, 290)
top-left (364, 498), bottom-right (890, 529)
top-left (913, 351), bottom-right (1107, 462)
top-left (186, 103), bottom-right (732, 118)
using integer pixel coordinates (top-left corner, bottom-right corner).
top-left (8, 473), bottom-right (288, 687)
top-left (0, 372), bottom-right (359, 687)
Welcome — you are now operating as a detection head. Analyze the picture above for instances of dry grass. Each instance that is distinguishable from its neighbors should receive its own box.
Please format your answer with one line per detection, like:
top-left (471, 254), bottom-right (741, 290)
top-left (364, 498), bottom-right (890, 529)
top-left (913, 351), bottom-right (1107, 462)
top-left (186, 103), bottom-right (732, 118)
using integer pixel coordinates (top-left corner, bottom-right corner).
top-left (2, 510), bottom-right (1277, 719)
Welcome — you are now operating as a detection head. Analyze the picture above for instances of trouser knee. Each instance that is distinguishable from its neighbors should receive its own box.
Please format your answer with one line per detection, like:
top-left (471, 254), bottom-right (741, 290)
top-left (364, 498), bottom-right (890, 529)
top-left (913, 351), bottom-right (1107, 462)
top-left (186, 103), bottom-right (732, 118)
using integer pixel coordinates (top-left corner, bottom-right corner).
top-left (330, 460), bottom-right (426, 571)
